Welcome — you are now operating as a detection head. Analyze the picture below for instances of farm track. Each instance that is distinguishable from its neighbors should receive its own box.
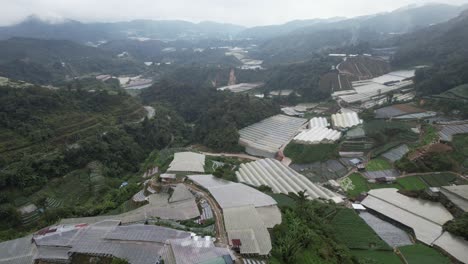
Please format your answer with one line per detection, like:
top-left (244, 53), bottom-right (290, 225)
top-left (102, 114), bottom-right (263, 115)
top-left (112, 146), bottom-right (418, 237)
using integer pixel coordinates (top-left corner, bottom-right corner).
top-left (200, 151), bottom-right (260, 161)
top-left (184, 183), bottom-right (229, 247)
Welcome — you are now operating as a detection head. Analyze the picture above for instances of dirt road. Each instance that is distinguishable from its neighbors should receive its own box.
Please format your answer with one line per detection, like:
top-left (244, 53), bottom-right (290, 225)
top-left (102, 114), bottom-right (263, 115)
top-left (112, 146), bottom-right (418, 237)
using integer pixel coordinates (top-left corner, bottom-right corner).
top-left (184, 183), bottom-right (229, 247)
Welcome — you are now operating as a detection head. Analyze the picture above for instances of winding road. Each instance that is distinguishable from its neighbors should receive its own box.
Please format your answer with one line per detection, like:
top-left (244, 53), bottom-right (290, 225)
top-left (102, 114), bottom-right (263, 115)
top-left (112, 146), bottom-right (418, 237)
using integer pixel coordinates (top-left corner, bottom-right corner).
top-left (184, 182), bottom-right (229, 247)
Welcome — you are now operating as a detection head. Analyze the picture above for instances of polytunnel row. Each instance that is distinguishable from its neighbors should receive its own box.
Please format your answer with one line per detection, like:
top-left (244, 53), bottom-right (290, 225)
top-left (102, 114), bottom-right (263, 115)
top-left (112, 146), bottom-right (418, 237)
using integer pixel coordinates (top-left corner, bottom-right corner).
top-left (236, 158), bottom-right (339, 200)
top-left (294, 127), bottom-right (341, 144)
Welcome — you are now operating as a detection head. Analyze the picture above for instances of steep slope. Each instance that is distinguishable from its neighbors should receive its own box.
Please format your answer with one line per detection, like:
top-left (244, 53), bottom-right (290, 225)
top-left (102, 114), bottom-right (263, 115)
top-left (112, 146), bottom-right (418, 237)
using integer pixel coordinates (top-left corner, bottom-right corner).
top-left (393, 10), bottom-right (468, 95)
top-left (255, 3), bottom-right (467, 64)
top-left (0, 38), bottom-right (143, 84)
top-left (0, 16), bottom-right (245, 43)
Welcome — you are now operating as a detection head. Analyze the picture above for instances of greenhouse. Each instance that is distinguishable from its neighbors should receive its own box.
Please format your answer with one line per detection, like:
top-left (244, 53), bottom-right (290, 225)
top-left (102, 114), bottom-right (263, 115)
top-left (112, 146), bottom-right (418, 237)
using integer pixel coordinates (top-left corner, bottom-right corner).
top-left (331, 111), bottom-right (363, 129)
top-left (239, 115), bottom-right (307, 158)
top-left (236, 158), bottom-right (343, 203)
top-left (293, 126), bottom-right (341, 144)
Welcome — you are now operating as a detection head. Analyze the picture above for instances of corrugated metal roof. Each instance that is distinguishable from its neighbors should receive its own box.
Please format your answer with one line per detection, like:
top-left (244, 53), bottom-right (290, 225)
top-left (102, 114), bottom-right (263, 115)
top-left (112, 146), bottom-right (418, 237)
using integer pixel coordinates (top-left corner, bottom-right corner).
top-left (188, 175), bottom-right (277, 209)
top-left (0, 236), bottom-right (34, 264)
top-left (223, 206), bottom-right (272, 255)
top-left (363, 169), bottom-right (400, 179)
top-left (170, 238), bottom-right (234, 264)
top-left (168, 152), bottom-right (206, 173)
top-left (438, 122), bottom-right (468, 142)
top-left (236, 159), bottom-right (342, 202)
top-left (169, 184), bottom-right (194, 203)
top-left (293, 127), bottom-right (341, 144)
top-left (440, 185), bottom-right (468, 212)
top-left (381, 145), bottom-right (409, 162)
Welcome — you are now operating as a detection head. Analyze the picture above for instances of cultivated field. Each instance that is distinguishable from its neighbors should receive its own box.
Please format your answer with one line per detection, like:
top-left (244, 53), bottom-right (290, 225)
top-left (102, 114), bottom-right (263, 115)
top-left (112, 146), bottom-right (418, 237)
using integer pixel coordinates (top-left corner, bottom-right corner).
top-left (331, 209), bottom-right (392, 250)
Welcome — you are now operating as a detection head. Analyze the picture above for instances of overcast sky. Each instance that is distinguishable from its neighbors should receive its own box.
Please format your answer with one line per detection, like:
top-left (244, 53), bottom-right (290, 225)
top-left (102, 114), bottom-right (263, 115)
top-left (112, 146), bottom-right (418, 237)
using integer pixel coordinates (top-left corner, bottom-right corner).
top-left (2, 0), bottom-right (468, 27)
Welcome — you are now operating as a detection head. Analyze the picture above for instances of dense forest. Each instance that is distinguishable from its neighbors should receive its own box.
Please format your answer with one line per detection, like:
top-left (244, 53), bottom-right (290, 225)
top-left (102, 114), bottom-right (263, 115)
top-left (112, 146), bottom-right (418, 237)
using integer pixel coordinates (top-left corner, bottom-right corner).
top-left (0, 84), bottom-right (190, 239)
top-left (140, 79), bottom-right (279, 151)
top-left (393, 10), bottom-right (468, 95)
top-left (270, 193), bottom-right (358, 264)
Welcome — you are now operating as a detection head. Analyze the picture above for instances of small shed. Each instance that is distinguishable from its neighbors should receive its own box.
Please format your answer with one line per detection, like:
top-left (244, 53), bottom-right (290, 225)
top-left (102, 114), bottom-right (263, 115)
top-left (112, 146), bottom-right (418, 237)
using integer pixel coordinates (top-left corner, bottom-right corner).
top-left (160, 173), bottom-right (177, 183)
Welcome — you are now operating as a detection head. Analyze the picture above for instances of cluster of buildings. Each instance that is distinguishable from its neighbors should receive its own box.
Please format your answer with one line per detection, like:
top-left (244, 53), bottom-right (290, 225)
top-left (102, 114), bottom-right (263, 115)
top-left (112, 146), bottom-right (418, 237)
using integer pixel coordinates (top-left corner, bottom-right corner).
top-left (360, 188), bottom-right (468, 263)
top-left (332, 70), bottom-right (416, 109)
top-left (239, 110), bottom-right (364, 159)
top-left (188, 175), bottom-right (281, 256)
top-left (236, 158), bottom-right (343, 203)
top-left (0, 221), bottom-right (234, 264)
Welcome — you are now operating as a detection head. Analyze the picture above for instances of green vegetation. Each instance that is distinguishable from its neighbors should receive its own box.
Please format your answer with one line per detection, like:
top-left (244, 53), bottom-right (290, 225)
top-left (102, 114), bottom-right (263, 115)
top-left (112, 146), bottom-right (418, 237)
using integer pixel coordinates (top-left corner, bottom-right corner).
top-left (331, 209), bottom-right (391, 250)
top-left (345, 173), bottom-right (370, 198)
top-left (0, 85), bottom-right (193, 241)
top-left (141, 80), bottom-right (279, 151)
top-left (351, 250), bottom-right (402, 264)
top-left (420, 124), bottom-right (438, 146)
top-left (284, 143), bottom-right (339, 164)
top-left (396, 177), bottom-right (427, 191)
top-left (419, 172), bottom-right (467, 187)
top-left (366, 159), bottom-right (393, 171)
top-left (398, 244), bottom-right (451, 264)
top-left (270, 199), bottom-right (359, 264)
top-left (452, 134), bottom-right (468, 173)
top-left (270, 193), bottom-right (297, 209)
top-left (264, 56), bottom-right (333, 100)
top-left (344, 173), bottom-right (432, 199)
top-left (365, 120), bottom-right (419, 158)
top-left (443, 213), bottom-right (468, 240)
top-left (111, 258), bottom-right (130, 264)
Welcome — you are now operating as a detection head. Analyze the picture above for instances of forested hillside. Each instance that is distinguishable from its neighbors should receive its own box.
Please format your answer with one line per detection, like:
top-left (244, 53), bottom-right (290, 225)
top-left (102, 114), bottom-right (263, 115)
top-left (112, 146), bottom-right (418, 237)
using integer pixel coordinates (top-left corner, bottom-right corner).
top-left (393, 10), bottom-right (468, 95)
top-left (141, 80), bottom-right (279, 151)
top-left (0, 38), bottom-right (143, 84)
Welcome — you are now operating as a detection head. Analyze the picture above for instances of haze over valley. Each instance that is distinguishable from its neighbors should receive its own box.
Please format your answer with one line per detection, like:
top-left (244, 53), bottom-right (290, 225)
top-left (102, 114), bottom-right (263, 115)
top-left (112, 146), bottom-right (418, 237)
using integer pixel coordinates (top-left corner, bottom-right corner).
top-left (1, 1), bottom-right (468, 264)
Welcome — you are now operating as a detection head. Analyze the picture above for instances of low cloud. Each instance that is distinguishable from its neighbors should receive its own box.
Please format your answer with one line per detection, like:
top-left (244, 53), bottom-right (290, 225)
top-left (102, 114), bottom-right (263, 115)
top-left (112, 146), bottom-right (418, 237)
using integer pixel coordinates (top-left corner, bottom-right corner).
top-left (1, 0), bottom-right (468, 26)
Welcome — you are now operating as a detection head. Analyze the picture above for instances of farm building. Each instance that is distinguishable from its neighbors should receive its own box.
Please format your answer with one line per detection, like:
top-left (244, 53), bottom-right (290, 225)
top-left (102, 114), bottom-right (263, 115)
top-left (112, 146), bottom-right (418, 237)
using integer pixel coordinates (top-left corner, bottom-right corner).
top-left (281, 107), bottom-right (303, 117)
top-left (331, 111), bottom-right (363, 130)
top-left (291, 159), bottom-right (349, 183)
top-left (309, 117), bottom-right (329, 128)
top-left (437, 121), bottom-right (468, 142)
top-left (0, 221), bottom-right (234, 264)
top-left (187, 175), bottom-right (281, 256)
top-left (236, 159), bottom-right (343, 203)
top-left (167, 152), bottom-right (206, 173)
top-left (381, 144), bottom-right (410, 162)
top-left (217, 83), bottom-right (263, 93)
top-left (439, 185), bottom-right (468, 214)
top-left (344, 126), bottom-right (366, 139)
top-left (238, 115), bottom-right (307, 158)
top-left (363, 169), bottom-right (400, 180)
top-left (332, 70), bottom-right (416, 108)
top-left (293, 127), bottom-right (341, 144)
top-left (160, 173), bottom-right (176, 182)
top-left (361, 188), bottom-right (468, 263)
top-left (269, 90), bottom-right (294, 96)
top-left (375, 104), bottom-right (436, 119)
top-left (358, 211), bottom-right (413, 248)
top-left (60, 185), bottom-right (200, 225)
